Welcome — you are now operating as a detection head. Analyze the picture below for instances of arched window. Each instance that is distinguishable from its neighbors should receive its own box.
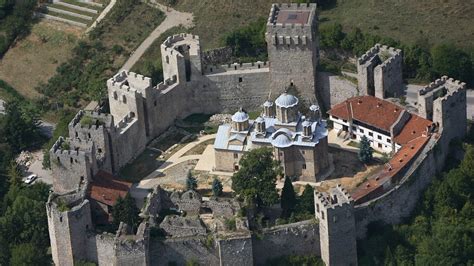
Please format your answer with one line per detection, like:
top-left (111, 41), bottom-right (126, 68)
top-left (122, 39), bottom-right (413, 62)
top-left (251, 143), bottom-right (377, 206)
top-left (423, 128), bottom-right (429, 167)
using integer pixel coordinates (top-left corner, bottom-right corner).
top-left (113, 91), bottom-right (118, 100)
top-left (122, 95), bottom-right (127, 103)
top-left (166, 55), bottom-right (169, 64)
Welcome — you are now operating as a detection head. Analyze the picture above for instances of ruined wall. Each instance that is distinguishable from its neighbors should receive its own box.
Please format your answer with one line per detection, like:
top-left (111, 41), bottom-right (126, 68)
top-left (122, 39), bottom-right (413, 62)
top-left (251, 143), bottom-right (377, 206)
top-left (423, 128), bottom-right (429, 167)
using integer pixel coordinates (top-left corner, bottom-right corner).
top-left (317, 72), bottom-right (358, 109)
top-left (252, 220), bottom-right (320, 265)
top-left (47, 198), bottom-right (92, 266)
top-left (218, 235), bottom-right (254, 266)
top-left (149, 236), bottom-right (220, 266)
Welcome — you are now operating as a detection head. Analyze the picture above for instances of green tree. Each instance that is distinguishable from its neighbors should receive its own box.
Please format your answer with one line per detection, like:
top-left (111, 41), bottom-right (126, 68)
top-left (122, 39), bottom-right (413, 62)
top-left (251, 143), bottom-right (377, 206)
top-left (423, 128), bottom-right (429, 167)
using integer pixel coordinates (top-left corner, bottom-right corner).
top-left (319, 23), bottom-right (345, 49)
top-left (431, 44), bottom-right (473, 83)
top-left (296, 184), bottom-right (315, 215)
top-left (281, 176), bottom-right (297, 218)
top-left (212, 176), bottom-right (223, 197)
top-left (10, 243), bottom-right (49, 266)
top-left (2, 101), bottom-right (40, 152)
top-left (186, 171), bottom-right (198, 191)
top-left (111, 193), bottom-right (140, 231)
top-left (231, 147), bottom-right (280, 207)
top-left (358, 136), bottom-right (373, 163)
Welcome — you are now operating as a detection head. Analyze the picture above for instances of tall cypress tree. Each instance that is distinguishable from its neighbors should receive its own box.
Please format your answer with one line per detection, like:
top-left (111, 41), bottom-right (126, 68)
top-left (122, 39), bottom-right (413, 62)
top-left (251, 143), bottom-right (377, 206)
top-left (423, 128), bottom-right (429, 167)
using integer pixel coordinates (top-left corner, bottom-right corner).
top-left (358, 135), bottom-right (373, 163)
top-left (281, 176), bottom-right (297, 218)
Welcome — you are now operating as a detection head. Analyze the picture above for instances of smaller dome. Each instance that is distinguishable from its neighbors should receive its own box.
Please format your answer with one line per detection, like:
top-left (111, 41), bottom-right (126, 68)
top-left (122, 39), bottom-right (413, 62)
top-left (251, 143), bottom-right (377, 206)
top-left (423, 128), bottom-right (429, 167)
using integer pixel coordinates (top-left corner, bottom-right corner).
top-left (255, 116), bottom-right (265, 123)
top-left (272, 133), bottom-right (292, 148)
top-left (263, 100), bottom-right (274, 107)
top-left (310, 104), bottom-right (320, 112)
top-left (275, 92), bottom-right (299, 108)
top-left (232, 109), bottom-right (249, 123)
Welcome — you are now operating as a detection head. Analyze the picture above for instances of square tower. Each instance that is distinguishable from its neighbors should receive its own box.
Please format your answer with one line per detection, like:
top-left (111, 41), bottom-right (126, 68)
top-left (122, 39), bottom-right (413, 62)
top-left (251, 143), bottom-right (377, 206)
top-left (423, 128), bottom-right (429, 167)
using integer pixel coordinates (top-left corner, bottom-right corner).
top-left (265, 3), bottom-right (319, 104)
top-left (315, 185), bottom-right (358, 266)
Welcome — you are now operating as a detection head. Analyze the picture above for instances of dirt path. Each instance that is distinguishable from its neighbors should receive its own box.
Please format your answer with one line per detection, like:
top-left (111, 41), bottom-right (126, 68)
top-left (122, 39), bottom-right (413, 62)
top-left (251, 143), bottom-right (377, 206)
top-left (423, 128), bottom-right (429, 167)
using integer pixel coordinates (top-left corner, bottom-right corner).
top-left (121, 2), bottom-right (194, 71)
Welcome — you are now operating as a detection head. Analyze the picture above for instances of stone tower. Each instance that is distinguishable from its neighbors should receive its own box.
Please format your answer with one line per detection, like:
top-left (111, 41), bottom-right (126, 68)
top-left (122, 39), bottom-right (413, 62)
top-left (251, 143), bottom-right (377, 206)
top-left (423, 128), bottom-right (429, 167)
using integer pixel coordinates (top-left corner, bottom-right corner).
top-left (265, 3), bottom-right (319, 104)
top-left (315, 184), bottom-right (358, 266)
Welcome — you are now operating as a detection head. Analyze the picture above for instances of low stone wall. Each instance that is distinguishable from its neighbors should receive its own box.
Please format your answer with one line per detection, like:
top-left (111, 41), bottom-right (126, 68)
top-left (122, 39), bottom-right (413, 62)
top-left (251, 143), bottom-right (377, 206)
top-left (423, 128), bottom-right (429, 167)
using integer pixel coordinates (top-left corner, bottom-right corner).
top-left (252, 220), bottom-right (321, 265)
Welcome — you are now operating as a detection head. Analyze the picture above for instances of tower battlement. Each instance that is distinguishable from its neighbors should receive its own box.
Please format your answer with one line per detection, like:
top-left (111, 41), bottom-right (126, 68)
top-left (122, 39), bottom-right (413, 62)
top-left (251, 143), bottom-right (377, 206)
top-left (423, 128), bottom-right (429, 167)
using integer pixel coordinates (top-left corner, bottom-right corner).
top-left (266, 3), bottom-right (317, 47)
top-left (115, 112), bottom-right (138, 133)
top-left (418, 76), bottom-right (466, 96)
top-left (358, 43), bottom-right (402, 65)
top-left (315, 184), bottom-right (354, 210)
top-left (107, 70), bottom-right (152, 95)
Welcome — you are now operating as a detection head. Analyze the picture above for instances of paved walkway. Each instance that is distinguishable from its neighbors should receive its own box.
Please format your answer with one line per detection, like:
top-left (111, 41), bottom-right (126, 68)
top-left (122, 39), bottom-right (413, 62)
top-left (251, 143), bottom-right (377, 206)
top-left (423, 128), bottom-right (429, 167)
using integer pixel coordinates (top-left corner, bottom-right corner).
top-left (121, 2), bottom-right (194, 71)
top-left (86, 0), bottom-right (117, 33)
top-left (328, 129), bottom-right (383, 159)
top-left (137, 134), bottom-right (216, 189)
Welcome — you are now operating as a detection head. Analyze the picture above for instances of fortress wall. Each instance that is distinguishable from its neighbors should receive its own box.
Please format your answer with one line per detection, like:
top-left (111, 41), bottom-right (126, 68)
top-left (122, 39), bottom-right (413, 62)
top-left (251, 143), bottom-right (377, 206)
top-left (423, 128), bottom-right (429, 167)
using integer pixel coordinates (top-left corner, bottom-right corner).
top-left (252, 220), bottom-right (320, 265)
top-left (217, 235), bottom-right (254, 266)
top-left (149, 236), bottom-right (220, 266)
top-left (112, 116), bottom-right (147, 170)
top-left (93, 234), bottom-right (115, 266)
top-left (50, 138), bottom-right (93, 193)
top-left (317, 72), bottom-right (358, 109)
top-left (205, 70), bottom-right (271, 112)
top-left (354, 133), bottom-right (449, 238)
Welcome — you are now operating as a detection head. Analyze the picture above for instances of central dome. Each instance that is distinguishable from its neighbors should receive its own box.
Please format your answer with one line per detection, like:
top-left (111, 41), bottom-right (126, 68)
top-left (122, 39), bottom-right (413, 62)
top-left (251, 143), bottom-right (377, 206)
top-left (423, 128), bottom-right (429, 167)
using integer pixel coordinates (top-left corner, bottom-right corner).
top-left (231, 109), bottom-right (249, 123)
top-left (275, 92), bottom-right (299, 108)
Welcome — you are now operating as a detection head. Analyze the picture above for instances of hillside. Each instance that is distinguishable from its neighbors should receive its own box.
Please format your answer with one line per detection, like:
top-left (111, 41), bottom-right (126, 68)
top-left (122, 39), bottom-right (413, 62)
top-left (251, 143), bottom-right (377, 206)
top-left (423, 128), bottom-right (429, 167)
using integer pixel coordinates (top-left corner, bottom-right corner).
top-left (320, 0), bottom-right (474, 49)
top-left (160, 0), bottom-right (474, 50)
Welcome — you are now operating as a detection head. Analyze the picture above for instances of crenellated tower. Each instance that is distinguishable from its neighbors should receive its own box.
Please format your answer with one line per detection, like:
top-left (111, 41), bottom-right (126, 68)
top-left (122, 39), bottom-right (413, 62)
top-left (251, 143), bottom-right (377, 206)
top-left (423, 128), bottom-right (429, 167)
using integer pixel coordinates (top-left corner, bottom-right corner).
top-left (265, 3), bottom-right (319, 105)
top-left (315, 184), bottom-right (358, 266)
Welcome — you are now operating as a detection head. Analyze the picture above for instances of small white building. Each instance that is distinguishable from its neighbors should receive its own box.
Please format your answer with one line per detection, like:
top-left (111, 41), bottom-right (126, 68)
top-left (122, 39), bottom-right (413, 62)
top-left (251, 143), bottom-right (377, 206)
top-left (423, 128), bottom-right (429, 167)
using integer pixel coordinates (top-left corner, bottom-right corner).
top-left (328, 96), bottom-right (432, 154)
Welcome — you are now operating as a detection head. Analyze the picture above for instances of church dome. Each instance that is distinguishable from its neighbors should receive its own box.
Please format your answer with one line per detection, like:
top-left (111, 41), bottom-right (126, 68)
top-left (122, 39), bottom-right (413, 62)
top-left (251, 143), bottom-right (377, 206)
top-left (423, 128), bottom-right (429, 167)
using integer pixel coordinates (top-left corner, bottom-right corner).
top-left (263, 100), bottom-right (274, 107)
top-left (275, 92), bottom-right (299, 108)
top-left (231, 109), bottom-right (249, 123)
top-left (271, 129), bottom-right (294, 148)
top-left (310, 104), bottom-right (320, 112)
top-left (255, 116), bottom-right (265, 123)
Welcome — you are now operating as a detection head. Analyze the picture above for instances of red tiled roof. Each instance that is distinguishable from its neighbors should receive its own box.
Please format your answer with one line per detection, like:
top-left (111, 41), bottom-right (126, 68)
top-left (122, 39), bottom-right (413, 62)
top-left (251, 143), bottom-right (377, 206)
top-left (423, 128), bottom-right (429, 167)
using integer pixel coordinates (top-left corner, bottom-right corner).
top-left (89, 171), bottom-right (132, 207)
top-left (394, 115), bottom-right (432, 145)
top-left (328, 96), bottom-right (403, 132)
top-left (351, 135), bottom-right (430, 203)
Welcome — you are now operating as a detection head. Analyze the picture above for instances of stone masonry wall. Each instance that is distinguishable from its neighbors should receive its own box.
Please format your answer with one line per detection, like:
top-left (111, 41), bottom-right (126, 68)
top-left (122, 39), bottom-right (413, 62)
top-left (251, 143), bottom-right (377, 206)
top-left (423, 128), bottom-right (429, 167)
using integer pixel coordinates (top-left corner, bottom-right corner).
top-left (149, 236), bottom-right (220, 266)
top-left (317, 72), bottom-right (358, 110)
top-left (218, 235), bottom-right (254, 266)
top-left (354, 132), bottom-right (449, 238)
top-left (252, 220), bottom-right (320, 265)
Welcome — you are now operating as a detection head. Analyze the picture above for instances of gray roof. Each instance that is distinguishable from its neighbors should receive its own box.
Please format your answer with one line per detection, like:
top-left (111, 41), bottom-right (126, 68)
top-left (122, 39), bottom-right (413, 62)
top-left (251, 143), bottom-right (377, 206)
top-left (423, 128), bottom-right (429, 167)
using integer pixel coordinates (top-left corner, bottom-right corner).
top-left (275, 92), bottom-right (299, 108)
top-left (231, 110), bottom-right (249, 122)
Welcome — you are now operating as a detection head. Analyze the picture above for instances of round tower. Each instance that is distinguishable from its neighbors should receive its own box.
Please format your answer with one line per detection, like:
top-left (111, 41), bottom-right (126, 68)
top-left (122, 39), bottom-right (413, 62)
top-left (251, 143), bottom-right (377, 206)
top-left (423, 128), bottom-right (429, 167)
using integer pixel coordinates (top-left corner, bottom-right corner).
top-left (231, 108), bottom-right (249, 131)
top-left (275, 92), bottom-right (299, 123)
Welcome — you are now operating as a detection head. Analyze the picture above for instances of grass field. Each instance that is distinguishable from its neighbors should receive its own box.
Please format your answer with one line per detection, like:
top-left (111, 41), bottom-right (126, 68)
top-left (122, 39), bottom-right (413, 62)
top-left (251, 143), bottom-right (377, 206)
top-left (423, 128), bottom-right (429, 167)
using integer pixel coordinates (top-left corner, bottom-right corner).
top-left (320, 0), bottom-right (474, 48)
top-left (0, 21), bottom-right (80, 99)
top-left (157, 0), bottom-right (473, 51)
top-left (157, 0), bottom-right (273, 50)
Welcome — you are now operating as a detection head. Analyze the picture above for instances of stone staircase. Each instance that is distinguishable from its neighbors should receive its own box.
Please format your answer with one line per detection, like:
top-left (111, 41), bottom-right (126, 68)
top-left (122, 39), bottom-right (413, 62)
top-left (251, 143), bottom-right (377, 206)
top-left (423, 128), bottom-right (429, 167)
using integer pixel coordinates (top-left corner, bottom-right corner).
top-left (37, 0), bottom-right (104, 28)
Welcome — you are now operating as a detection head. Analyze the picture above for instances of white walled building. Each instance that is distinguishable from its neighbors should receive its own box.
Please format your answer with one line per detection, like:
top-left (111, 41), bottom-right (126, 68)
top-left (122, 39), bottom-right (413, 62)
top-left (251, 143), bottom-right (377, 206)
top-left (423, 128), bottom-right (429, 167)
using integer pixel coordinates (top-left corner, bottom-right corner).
top-left (328, 96), bottom-right (432, 154)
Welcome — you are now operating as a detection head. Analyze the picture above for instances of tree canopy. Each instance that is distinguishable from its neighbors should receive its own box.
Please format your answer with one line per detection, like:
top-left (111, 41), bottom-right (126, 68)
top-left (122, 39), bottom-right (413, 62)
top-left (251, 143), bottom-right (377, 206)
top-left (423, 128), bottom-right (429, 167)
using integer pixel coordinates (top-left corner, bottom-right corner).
top-left (281, 176), bottom-right (297, 218)
top-left (111, 193), bottom-right (140, 231)
top-left (358, 136), bottom-right (373, 164)
top-left (231, 147), bottom-right (280, 207)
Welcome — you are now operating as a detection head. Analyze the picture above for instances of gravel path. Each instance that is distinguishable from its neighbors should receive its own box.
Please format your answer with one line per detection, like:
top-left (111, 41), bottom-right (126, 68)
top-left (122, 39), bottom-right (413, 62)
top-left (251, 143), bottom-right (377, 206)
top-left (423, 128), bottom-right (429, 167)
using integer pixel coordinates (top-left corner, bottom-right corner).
top-left (121, 2), bottom-right (194, 71)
